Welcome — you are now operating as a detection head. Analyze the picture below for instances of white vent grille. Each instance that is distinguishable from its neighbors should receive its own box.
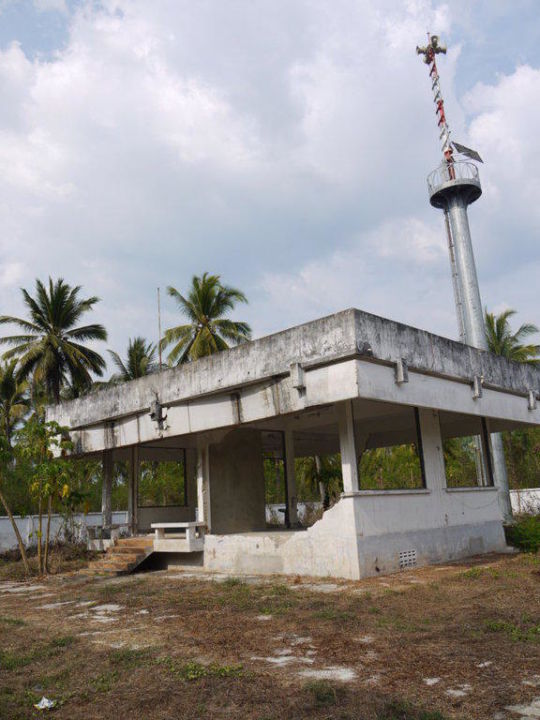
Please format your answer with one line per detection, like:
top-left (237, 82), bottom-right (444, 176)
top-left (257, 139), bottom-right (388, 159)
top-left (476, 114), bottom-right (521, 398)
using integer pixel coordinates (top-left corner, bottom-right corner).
top-left (399, 549), bottom-right (417, 569)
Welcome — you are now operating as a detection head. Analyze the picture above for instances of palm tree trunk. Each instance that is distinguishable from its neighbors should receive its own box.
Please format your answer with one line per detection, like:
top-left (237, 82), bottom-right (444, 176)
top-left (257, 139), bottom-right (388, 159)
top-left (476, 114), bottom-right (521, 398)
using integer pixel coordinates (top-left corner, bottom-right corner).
top-left (0, 482), bottom-right (31, 576)
top-left (37, 495), bottom-right (43, 575)
top-left (44, 495), bottom-right (52, 574)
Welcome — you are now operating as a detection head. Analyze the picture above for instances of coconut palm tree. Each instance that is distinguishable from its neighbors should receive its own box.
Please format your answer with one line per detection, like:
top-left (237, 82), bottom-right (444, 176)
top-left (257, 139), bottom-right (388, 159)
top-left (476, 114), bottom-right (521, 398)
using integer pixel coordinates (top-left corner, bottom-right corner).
top-left (0, 278), bottom-right (107, 403)
top-left (0, 360), bottom-right (29, 447)
top-left (485, 309), bottom-right (539, 365)
top-left (108, 337), bottom-right (157, 382)
top-left (162, 273), bottom-right (251, 364)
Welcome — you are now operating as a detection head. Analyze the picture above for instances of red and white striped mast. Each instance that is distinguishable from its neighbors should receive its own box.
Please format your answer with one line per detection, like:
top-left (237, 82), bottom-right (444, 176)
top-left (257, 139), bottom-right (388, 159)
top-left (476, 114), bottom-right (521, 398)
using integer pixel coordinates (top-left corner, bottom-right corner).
top-left (416, 34), bottom-right (453, 165)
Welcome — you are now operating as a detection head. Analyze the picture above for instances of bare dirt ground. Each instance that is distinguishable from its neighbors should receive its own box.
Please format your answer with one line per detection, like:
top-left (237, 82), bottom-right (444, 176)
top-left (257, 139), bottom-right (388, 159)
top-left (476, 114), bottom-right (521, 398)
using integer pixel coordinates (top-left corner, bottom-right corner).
top-left (0, 553), bottom-right (539, 720)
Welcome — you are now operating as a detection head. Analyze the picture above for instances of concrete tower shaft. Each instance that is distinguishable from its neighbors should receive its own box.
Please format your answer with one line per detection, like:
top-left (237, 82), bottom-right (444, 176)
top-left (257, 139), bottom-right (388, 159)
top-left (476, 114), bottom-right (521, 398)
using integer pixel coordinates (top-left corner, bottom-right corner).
top-left (428, 161), bottom-right (487, 351)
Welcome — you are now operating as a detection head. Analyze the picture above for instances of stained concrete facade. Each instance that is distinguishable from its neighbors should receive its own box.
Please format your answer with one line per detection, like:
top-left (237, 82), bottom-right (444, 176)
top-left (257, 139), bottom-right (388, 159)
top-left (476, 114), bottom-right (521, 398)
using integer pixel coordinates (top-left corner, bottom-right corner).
top-left (47, 309), bottom-right (540, 579)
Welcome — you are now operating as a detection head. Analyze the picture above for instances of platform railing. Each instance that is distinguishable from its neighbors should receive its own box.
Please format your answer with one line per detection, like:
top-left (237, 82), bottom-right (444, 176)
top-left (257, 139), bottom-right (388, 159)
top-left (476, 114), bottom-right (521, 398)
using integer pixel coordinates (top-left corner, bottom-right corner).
top-left (427, 161), bottom-right (480, 194)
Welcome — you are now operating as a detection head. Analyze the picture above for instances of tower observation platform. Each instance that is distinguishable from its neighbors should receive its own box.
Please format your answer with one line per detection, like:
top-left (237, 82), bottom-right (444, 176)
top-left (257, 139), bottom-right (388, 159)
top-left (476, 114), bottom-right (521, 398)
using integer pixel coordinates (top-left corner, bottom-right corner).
top-left (428, 161), bottom-right (482, 209)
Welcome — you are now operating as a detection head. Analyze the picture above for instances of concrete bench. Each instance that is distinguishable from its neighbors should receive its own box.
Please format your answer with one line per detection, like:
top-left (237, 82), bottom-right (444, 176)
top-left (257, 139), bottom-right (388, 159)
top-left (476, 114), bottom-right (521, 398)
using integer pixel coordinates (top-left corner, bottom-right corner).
top-left (151, 522), bottom-right (206, 552)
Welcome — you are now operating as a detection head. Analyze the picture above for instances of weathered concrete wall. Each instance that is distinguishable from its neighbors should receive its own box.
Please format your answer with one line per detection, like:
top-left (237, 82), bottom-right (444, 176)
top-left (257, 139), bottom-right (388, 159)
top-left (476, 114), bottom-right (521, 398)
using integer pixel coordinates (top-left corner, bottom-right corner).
top-left (510, 488), bottom-right (540, 514)
top-left (51, 356), bottom-right (538, 456)
top-left (47, 308), bottom-right (539, 434)
top-left (203, 409), bottom-right (507, 580)
top-left (208, 429), bottom-right (266, 534)
top-left (204, 497), bottom-right (361, 578)
top-left (0, 511), bottom-right (128, 551)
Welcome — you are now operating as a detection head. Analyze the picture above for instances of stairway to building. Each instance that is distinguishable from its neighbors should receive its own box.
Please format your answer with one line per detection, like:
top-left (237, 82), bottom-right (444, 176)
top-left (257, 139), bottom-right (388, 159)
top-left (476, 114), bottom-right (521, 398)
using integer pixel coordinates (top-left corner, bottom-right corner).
top-left (84, 536), bottom-right (154, 576)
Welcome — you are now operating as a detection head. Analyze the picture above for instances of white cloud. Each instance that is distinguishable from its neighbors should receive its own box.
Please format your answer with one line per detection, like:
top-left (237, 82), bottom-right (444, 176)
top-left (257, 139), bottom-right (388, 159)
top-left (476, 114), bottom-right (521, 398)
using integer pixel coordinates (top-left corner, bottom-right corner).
top-left (33, 0), bottom-right (68, 13)
top-left (0, 0), bottom-right (537, 364)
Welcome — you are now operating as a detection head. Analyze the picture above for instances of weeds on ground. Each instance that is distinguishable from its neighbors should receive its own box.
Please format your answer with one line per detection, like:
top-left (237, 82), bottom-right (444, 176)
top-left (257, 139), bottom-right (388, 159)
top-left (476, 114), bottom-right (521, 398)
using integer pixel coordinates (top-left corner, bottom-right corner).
top-left (377, 700), bottom-right (447, 719)
top-left (157, 657), bottom-right (244, 681)
top-left (304, 680), bottom-right (337, 706)
top-left (0, 542), bottom-right (97, 580)
top-left (0, 635), bottom-right (78, 670)
top-left (0, 615), bottom-right (25, 626)
top-left (484, 618), bottom-right (540, 642)
top-left (505, 514), bottom-right (540, 553)
top-left (109, 648), bottom-right (154, 669)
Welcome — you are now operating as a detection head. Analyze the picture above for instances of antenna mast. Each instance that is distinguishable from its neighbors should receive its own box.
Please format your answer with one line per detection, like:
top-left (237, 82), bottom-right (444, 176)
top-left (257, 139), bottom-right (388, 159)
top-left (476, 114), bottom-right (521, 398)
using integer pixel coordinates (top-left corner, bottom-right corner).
top-left (417, 34), bottom-right (463, 338)
top-left (157, 287), bottom-right (163, 369)
top-left (416, 34), bottom-right (452, 160)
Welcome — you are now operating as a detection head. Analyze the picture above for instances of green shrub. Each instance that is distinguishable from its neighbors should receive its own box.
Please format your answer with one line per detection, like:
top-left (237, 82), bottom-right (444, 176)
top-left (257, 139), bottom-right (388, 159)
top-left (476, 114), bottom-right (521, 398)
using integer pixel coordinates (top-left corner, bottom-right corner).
top-left (505, 515), bottom-right (540, 553)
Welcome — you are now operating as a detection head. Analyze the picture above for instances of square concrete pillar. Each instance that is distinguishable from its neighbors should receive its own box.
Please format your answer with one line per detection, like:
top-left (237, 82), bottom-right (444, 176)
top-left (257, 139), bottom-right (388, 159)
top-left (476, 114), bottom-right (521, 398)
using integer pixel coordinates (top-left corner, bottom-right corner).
top-left (197, 444), bottom-right (211, 529)
top-left (101, 450), bottom-right (113, 534)
top-left (283, 428), bottom-right (298, 527)
top-left (337, 400), bottom-right (359, 493)
top-left (128, 446), bottom-right (139, 535)
top-left (208, 429), bottom-right (266, 534)
top-left (417, 408), bottom-right (445, 491)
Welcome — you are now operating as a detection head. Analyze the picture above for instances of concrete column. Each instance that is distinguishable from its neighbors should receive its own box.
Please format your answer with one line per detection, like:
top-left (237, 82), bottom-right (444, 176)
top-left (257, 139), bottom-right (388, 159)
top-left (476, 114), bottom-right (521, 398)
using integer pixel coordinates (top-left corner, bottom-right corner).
top-left (196, 445), bottom-right (211, 530)
top-left (417, 408), bottom-right (446, 491)
top-left (128, 446), bottom-right (139, 535)
top-left (101, 450), bottom-right (113, 534)
top-left (283, 428), bottom-right (298, 527)
top-left (337, 400), bottom-right (359, 493)
top-left (185, 448), bottom-right (197, 513)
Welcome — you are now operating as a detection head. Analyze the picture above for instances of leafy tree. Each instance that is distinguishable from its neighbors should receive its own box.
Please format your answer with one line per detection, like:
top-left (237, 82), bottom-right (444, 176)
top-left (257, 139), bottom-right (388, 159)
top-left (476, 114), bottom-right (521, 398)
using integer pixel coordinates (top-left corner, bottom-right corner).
top-left (485, 309), bottom-right (539, 365)
top-left (108, 336), bottom-right (157, 382)
top-left (16, 417), bottom-right (72, 574)
top-left (0, 359), bottom-right (29, 446)
top-left (0, 436), bottom-right (30, 576)
top-left (162, 273), bottom-right (251, 364)
top-left (0, 277), bottom-right (107, 403)
top-left (295, 455), bottom-right (343, 506)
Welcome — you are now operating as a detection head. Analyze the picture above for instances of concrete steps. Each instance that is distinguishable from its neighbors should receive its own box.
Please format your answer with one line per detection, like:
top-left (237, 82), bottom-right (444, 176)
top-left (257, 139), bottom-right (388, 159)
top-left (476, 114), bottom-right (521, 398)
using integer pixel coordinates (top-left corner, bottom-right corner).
top-left (84, 536), bottom-right (154, 576)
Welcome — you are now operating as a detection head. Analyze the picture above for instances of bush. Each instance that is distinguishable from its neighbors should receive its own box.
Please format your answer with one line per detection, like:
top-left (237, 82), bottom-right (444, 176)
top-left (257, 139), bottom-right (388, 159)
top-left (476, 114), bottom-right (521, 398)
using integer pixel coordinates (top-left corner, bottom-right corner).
top-left (505, 515), bottom-right (540, 553)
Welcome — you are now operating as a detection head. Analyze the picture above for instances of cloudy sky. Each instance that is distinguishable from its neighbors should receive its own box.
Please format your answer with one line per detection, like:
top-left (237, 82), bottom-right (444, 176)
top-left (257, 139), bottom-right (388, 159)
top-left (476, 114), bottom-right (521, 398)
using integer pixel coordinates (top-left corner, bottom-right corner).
top-left (0, 0), bottom-right (539, 371)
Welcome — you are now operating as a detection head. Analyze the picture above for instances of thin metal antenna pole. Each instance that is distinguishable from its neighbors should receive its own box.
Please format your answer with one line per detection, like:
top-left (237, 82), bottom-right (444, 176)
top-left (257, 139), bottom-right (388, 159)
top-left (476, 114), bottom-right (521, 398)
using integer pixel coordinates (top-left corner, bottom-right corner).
top-left (157, 287), bottom-right (163, 369)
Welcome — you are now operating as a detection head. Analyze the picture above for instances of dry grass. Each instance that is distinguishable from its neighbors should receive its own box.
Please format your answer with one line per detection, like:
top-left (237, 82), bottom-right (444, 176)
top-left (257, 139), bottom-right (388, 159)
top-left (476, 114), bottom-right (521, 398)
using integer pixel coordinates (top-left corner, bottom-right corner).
top-left (0, 553), bottom-right (539, 719)
top-left (0, 543), bottom-right (97, 582)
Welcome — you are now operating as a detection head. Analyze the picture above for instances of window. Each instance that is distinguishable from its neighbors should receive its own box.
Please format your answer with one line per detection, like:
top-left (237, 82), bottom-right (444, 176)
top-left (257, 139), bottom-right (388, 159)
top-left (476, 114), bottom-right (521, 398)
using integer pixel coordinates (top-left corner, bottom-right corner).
top-left (358, 408), bottom-right (426, 490)
top-left (137, 454), bottom-right (186, 507)
top-left (441, 417), bottom-right (494, 488)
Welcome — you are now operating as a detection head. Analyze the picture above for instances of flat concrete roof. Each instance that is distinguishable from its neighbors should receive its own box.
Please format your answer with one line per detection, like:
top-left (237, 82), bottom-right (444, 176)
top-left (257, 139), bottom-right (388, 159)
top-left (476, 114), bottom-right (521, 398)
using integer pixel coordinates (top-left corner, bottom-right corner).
top-left (48, 308), bottom-right (539, 431)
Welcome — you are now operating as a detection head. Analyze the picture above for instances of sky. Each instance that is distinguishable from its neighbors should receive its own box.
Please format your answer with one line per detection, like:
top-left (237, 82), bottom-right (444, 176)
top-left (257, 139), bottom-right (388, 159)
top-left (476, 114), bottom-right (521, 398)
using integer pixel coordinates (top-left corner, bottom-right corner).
top-left (0, 0), bottom-right (539, 372)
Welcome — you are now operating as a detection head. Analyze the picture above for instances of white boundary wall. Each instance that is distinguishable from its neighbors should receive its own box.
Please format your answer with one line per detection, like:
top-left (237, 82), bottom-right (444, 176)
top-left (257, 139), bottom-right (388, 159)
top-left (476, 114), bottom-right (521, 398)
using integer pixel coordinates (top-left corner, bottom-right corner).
top-left (511, 488), bottom-right (540, 514)
top-left (0, 511), bottom-right (128, 551)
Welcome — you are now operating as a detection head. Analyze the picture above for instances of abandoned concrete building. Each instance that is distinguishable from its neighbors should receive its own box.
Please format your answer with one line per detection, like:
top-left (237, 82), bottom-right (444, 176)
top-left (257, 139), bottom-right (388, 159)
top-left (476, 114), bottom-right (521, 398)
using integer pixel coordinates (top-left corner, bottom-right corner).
top-left (47, 308), bottom-right (540, 580)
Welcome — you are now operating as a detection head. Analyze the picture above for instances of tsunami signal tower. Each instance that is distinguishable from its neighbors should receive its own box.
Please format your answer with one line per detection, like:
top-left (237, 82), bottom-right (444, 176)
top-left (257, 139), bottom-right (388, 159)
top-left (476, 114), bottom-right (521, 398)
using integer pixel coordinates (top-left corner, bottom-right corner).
top-left (416, 34), bottom-right (512, 521)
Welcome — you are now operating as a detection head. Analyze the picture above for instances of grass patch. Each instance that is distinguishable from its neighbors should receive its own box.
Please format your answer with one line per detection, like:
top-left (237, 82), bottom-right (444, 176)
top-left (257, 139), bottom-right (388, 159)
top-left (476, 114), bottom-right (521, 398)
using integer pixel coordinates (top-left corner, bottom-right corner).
top-left (50, 635), bottom-right (76, 648)
top-left (461, 567), bottom-right (484, 580)
top-left (484, 618), bottom-right (540, 643)
top-left (222, 577), bottom-right (245, 587)
top-left (90, 671), bottom-right (119, 694)
top-left (110, 648), bottom-right (153, 669)
top-left (0, 615), bottom-right (25, 626)
top-left (304, 679), bottom-right (337, 706)
top-left (378, 700), bottom-right (447, 719)
top-left (0, 635), bottom-right (77, 671)
top-left (158, 658), bottom-right (244, 681)
top-left (0, 650), bottom-right (35, 670)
